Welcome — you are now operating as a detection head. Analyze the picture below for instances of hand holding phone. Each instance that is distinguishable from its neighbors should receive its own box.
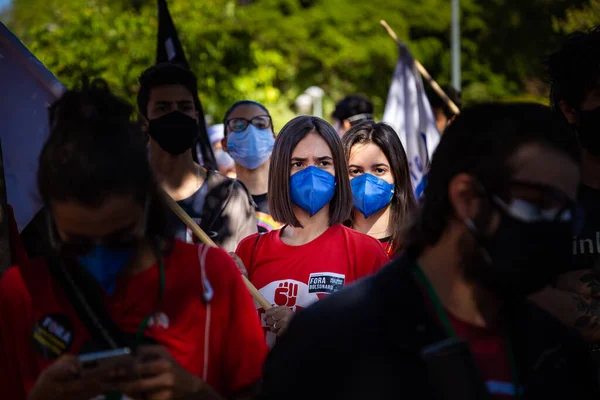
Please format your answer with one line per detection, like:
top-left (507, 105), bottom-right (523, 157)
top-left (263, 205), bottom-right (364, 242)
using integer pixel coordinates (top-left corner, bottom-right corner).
top-left (78, 347), bottom-right (134, 378)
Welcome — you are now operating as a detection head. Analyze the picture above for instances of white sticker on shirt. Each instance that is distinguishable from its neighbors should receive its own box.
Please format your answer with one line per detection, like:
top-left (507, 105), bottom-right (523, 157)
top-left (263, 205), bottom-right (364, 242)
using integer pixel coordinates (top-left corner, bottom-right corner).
top-left (308, 272), bottom-right (346, 294)
top-left (257, 280), bottom-right (319, 348)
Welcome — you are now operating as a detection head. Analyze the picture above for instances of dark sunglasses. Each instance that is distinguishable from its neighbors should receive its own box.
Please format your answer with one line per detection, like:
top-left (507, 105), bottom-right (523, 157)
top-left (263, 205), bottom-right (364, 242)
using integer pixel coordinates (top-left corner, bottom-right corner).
top-left (226, 115), bottom-right (272, 133)
top-left (487, 180), bottom-right (584, 234)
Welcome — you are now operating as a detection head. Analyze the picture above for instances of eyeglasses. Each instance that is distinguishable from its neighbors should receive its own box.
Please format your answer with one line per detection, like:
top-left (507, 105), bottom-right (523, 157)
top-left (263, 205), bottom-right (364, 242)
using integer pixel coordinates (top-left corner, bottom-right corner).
top-left (46, 199), bottom-right (150, 257)
top-left (226, 115), bottom-right (272, 133)
top-left (488, 180), bottom-right (584, 234)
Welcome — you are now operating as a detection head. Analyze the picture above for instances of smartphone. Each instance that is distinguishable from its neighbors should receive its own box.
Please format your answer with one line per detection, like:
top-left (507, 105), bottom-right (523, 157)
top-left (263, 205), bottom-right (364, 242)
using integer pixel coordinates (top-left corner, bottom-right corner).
top-left (78, 348), bottom-right (134, 377)
top-left (421, 338), bottom-right (491, 400)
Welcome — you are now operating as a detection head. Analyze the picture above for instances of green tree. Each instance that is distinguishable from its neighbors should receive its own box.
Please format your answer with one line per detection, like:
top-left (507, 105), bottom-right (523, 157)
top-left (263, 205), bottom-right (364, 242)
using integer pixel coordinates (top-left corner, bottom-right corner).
top-left (554, 0), bottom-right (600, 33)
top-left (3, 0), bottom-right (586, 124)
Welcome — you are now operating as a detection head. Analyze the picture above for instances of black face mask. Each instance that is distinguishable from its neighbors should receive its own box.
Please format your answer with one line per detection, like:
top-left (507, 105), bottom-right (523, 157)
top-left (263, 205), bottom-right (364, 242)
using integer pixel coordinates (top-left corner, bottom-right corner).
top-left (576, 105), bottom-right (600, 156)
top-left (148, 112), bottom-right (198, 155)
top-left (464, 204), bottom-right (573, 299)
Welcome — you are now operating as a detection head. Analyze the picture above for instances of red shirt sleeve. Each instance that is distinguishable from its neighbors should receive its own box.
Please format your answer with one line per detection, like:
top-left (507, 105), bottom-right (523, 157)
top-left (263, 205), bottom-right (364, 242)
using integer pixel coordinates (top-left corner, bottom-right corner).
top-left (356, 234), bottom-right (390, 279)
top-left (235, 233), bottom-right (260, 277)
top-left (8, 205), bottom-right (28, 265)
top-left (206, 247), bottom-right (267, 397)
top-left (0, 267), bottom-right (31, 400)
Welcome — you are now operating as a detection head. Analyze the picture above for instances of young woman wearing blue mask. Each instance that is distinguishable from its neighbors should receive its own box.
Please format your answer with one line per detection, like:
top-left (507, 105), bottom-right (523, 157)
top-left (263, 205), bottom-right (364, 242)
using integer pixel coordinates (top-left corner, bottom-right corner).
top-left (222, 100), bottom-right (282, 232)
top-left (0, 82), bottom-right (267, 400)
top-left (235, 116), bottom-right (389, 346)
top-left (343, 121), bottom-right (418, 257)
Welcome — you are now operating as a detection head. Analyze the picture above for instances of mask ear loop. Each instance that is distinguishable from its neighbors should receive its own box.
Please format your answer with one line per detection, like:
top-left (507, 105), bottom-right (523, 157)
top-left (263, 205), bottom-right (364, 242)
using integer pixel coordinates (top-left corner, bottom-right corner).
top-left (197, 244), bottom-right (213, 382)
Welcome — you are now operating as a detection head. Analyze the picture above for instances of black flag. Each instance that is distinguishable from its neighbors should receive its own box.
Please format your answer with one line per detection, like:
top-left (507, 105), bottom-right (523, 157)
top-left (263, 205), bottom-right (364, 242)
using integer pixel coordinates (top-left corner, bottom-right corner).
top-left (156, 0), bottom-right (217, 171)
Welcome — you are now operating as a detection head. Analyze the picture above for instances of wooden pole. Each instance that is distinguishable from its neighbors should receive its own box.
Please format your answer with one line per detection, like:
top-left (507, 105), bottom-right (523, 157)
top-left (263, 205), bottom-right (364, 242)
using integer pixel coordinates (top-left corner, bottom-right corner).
top-left (163, 193), bottom-right (273, 310)
top-left (380, 20), bottom-right (461, 116)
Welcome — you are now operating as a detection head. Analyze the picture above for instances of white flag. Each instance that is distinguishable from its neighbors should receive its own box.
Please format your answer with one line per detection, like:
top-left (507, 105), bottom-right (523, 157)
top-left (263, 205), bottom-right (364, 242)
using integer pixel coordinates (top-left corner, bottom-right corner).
top-left (382, 43), bottom-right (440, 200)
top-left (0, 22), bottom-right (65, 231)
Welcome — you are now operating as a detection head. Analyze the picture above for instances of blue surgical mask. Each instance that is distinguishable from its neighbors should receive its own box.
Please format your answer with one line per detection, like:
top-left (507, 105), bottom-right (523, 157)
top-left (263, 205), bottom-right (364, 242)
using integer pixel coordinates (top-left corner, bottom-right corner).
top-left (227, 125), bottom-right (275, 170)
top-left (290, 166), bottom-right (336, 216)
top-left (351, 173), bottom-right (394, 218)
top-left (77, 245), bottom-right (135, 295)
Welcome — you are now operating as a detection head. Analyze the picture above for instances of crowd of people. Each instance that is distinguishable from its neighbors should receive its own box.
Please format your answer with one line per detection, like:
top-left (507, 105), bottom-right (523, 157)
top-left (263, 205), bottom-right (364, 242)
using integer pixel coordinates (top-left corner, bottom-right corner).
top-left (0, 24), bottom-right (599, 400)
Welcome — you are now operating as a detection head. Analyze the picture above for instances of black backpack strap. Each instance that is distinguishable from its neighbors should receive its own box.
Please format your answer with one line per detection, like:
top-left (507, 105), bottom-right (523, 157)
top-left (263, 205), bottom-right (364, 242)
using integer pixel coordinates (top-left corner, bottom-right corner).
top-left (250, 233), bottom-right (264, 271)
top-left (46, 256), bottom-right (129, 350)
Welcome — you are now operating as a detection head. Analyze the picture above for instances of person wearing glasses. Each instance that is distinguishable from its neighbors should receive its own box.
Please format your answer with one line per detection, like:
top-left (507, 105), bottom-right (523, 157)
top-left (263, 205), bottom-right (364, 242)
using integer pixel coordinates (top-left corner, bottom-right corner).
top-left (222, 100), bottom-right (282, 233)
top-left (137, 64), bottom-right (256, 252)
top-left (260, 104), bottom-right (599, 399)
top-left (0, 83), bottom-right (267, 400)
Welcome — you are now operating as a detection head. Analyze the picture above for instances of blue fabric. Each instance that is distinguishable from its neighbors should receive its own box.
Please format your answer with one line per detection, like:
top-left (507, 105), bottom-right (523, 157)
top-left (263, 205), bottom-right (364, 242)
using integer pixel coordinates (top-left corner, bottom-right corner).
top-left (290, 166), bottom-right (336, 216)
top-left (227, 125), bottom-right (275, 170)
top-left (77, 245), bottom-right (135, 295)
top-left (351, 174), bottom-right (394, 218)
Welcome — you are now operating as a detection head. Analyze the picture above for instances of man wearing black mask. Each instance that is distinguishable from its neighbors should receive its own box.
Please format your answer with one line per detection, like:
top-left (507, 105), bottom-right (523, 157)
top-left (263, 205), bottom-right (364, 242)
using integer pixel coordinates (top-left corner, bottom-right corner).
top-left (532, 26), bottom-right (600, 359)
top-left (137, 64), bottom-right (256, 252)
top-left (260, 103), bottom-right (600, 399)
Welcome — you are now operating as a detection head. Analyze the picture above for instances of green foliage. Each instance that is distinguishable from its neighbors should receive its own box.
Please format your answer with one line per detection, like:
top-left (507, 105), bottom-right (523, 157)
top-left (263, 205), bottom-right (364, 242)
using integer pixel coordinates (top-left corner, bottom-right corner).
top-left (554, 0), bottom-right (600, 33)
top-left (3, 0), bottom-right (588, 125)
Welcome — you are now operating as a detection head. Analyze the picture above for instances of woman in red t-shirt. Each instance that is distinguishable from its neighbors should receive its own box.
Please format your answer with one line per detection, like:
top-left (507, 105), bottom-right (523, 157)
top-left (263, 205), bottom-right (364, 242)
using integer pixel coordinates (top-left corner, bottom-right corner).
top-left (235, 116), bottom-right (389, 346)
top-left (0, 84), bottom-right (266, 400)
top-left (342, 121), bottom-right (418, 258)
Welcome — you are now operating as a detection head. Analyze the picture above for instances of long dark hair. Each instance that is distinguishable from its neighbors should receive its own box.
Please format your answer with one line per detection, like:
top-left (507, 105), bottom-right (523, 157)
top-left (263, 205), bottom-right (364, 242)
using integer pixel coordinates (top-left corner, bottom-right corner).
top-left (342, 121), bottom-right (418, 253)
top-left (39, 79), bottom-right (172, 243)
top-left (269, 116), bottom-right (353, 228)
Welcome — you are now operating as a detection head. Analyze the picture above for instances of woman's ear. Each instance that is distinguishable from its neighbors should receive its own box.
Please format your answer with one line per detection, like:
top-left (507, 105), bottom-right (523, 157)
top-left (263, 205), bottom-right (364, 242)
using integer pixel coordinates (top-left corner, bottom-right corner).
top-left (448, 173), bottom-right (481, 222)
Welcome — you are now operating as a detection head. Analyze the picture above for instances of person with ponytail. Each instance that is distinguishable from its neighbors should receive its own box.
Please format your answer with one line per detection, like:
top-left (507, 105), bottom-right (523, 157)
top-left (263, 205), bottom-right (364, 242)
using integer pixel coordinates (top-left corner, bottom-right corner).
top-left (342, 121), bottom-right (418, 257)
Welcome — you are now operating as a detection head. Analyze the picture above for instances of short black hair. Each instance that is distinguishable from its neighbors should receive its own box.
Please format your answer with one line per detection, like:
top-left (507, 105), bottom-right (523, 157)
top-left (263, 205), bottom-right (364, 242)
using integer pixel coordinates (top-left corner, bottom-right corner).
top-left (222, 100), bottom-right (272, 135)
top-left (137, 63), bottom-right (199, 118)
top-left (406, 103), bottom-right (581, 252)
top-left (548, 26), bottom-right (600, 111)
top-left (427, 85), bottom-right (462, 119)
top-left (269, 116), bottom-right (353, 228)
top-left (331, 95), bottom-right (373, 124)
top-left (40, 79), bottom-right (172, 241)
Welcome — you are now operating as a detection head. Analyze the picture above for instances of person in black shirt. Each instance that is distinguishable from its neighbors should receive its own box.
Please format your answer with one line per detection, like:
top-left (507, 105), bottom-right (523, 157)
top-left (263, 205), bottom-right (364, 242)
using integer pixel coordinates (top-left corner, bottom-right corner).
top-left (260, 103), bottom-right (599, 399)
top-left (221, 101), bottom-right (281, 233)
top-left (531, 26), bottom-right (600, 356)
top-left (137, 64), bottom-right (257, 251)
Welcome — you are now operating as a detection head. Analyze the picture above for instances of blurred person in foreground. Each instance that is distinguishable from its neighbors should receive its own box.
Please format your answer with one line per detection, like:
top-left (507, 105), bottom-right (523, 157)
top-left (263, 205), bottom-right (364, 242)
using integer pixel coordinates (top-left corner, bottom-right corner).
top-left (0, 82), bottom-right (267, 400)
top-left (342, 121), bottom-right (418, 257)
top-left (426, 85), bottom-right (462, 133)
top-left (260, 103), bottom-right (600, 399)
top-left (222, 101), bottom-right (282, 232)
top-left (137, 63), bottom-right (256, 252)
top-left (532, 26), bottom-right (600, 360)
top-left (331, 95), bottom-right (374, 136)
top-left (208, 123), bottom-right (236, 178)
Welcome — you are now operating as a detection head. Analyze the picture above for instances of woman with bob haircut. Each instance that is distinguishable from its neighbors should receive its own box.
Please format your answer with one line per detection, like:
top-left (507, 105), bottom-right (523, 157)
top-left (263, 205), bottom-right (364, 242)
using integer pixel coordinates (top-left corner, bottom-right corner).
top-left (342, 121), bottom-right (418, 257)
top-left (235, 116), bottom-right (389, 346)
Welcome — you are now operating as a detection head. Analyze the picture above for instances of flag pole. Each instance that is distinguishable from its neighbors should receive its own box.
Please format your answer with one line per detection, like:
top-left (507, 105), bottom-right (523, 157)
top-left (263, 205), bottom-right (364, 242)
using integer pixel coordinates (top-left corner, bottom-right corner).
top-left (162, 192), bottom-right (273, 310)
top-left (380, 20), bottom-right (460, 116)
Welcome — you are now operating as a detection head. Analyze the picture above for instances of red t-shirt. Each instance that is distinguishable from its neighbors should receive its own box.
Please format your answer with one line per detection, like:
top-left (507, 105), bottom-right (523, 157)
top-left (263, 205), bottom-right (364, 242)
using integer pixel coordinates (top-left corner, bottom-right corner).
top-left (236, 224), bottom-right (389, 346)
top-left (449, 313), bottom-right (522, 399)
top-left (0, 240), bottom-right (267, 399)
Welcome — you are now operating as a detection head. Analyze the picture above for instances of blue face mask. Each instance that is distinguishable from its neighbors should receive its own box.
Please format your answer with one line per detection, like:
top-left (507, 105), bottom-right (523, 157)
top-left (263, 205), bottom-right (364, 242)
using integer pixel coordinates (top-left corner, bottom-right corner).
top-left (290, 166), bottom-right (336, 217)
top-left (351, 173), bottom-right (395, 218)
top-left (227, 125), bottom-right (275, 170)
top-left (77, 245), bottom-right (135, 295)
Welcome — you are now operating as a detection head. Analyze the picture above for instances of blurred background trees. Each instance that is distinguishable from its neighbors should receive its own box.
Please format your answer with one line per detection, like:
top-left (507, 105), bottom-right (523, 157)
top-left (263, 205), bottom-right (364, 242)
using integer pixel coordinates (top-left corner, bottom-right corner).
top-left (1, 0), bottom-right (598, 127)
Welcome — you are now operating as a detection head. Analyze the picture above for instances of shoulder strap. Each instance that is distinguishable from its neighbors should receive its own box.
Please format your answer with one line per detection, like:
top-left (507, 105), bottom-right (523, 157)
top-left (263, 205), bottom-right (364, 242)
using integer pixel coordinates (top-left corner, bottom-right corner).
top-left (201, 171), bottom-right (236, 232)
top-left (45, 256), bottom-right (129, 350)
